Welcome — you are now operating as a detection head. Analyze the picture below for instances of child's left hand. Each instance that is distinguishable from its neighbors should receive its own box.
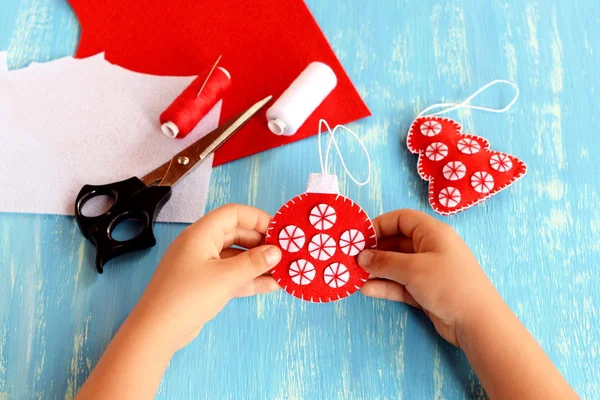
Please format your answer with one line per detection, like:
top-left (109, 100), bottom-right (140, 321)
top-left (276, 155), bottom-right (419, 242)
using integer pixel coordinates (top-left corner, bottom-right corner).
top-left (135, 204), bottom-right (282, 351)
top-left (75, 204), bottom-right (282, 399)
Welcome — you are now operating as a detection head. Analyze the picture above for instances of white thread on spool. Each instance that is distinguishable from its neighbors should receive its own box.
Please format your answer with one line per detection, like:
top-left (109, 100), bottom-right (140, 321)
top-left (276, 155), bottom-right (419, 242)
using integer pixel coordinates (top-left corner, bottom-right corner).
top-left (267, 62), bottom-right (337, 136)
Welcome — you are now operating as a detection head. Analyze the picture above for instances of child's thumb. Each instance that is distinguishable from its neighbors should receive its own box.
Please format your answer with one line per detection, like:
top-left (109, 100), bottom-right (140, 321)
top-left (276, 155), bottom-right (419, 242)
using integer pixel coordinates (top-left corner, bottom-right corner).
top-left (224, 245), bottom-right (282, 281)
top-left (357, 250), bottom-right (419, 285)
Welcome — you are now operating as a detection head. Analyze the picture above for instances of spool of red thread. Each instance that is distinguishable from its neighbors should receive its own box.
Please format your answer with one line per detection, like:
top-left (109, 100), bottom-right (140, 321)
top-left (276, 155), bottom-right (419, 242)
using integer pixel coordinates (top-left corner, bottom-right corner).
top-left (160, 66), bottom-right (232, 139)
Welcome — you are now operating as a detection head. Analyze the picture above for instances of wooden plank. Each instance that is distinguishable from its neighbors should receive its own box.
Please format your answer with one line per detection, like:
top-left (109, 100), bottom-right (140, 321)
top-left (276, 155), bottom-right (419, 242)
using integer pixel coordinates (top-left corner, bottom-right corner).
top-left (0, 0), bottom-right (598, 398)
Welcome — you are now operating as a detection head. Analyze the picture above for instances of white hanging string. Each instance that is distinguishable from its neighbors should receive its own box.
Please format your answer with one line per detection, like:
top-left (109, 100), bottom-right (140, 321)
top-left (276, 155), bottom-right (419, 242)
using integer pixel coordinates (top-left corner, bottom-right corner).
top-left (418, 80), bottom-right (520, 117)
top-left (318, 119), bottom-right (371, 186)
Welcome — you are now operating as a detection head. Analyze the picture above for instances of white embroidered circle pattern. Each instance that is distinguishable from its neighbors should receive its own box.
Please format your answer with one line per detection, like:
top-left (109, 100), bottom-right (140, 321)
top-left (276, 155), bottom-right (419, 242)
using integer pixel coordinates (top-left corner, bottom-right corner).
top-left (289, 259), bottom-right (316, 285)
top-left (324, 263), bottom-right (350, 288)
top-left (457, 138), bottom-right (481, 154)
top-left (442, 161), bottom-right (467, 181)
top-left (339, 229), bottom-right (366, 256)
top-left (309, 204), bottom-right (337, 231)
top-left (420, 120), bottom-right (442, 137)
top-left (308, 233), bottom-right (336, 261)
top-left (278, 225), bottom-right (305, 253)
top-left (471, 171), bottom-right (495, 194)
top-left (490, 154), bottom-right (513, 172)
top-left (439, 187), bottom-right (461, 208)
top-left (425, 142), bottom-right (449, 161)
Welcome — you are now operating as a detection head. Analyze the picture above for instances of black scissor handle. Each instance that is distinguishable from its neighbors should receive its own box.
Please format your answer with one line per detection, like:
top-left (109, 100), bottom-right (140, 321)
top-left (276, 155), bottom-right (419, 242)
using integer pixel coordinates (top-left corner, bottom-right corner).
top-left (74, 177), bottom-right (172, 273)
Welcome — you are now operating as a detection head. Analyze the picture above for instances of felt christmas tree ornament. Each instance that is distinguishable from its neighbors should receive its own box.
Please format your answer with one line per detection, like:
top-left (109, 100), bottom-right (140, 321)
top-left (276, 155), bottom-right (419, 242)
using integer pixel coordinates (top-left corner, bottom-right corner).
top-left (407, 80), bottom-right (527, 215)
top-left (266, 121), bottom-right (375, 303)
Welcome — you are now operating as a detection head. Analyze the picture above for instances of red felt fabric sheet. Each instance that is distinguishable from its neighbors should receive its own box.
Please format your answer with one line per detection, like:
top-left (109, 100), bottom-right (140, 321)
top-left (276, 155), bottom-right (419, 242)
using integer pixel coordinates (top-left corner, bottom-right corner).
top-left (407, 116), bottom-right (527, 215)
top-left (69, 0), bottom-right (370, 166)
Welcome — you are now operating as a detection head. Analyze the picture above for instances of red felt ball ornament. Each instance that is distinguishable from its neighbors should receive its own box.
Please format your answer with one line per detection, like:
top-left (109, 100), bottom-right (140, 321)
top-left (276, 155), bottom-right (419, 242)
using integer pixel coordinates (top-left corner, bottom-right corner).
top-left (266, 174), bottom-right (376, 303)
top-left (266, 121), bottom-right (375, 303)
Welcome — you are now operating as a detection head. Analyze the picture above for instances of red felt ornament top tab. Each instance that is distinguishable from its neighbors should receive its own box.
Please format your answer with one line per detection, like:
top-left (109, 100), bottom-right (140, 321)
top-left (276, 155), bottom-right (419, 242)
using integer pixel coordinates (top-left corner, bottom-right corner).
top-left (69, 0), bottom-right (370, 166)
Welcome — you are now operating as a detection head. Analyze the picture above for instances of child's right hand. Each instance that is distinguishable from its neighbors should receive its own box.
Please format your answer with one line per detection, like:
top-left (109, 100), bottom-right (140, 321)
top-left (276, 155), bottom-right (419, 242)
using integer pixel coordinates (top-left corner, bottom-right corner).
top-left (357, 209), bottom-right (498, 347)
top-left (358, 209), bottom-right (579, 399)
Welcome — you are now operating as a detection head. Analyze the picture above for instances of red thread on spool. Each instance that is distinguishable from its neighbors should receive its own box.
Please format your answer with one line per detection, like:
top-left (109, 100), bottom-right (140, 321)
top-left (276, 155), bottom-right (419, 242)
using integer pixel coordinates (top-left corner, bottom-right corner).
top-left (160, 66), bottom-right (232, 139)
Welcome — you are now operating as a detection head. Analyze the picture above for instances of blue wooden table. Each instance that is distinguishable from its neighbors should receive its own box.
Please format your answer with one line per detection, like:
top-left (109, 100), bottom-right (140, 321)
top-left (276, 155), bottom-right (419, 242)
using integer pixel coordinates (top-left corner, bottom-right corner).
top-left (1, 1), bottom-right (599, 398)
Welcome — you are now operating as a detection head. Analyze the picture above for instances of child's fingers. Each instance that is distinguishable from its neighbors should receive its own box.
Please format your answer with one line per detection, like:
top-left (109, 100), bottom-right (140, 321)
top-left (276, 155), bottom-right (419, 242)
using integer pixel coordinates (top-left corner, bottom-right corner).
top-left (189, 204), bottom-right (272, 251)
top-left (357, 249), bottom-right (421, 285)
top-left (378, 236), bottom-right (415, 253)
top-left (220, 248), bottom-right (244, 259)
top-left (233, 276), bottom-right (280, 298)
top-left (373, 209), bottom-right (438, 239)
top-left (360, 279), bottom-right (421, 308)
top-left (209, 204), bottom-right (272, 234)
top-left (220, 248), bottom-right (283, 263)
top-left (222, 245), bottom-right (282, 283)
top-left (373, 209), bottom-right (451, 252)
top-left (222, 228), bottom-right (264, 250)
top-left (397, 238), bottom-right (415, 253)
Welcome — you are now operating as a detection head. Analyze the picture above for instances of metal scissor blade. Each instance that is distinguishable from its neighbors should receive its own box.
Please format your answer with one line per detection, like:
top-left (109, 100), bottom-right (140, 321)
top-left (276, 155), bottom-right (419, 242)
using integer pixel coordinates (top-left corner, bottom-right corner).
top-left (197, 95), bottom-right (272, 161)
top-left (142, 95), bottom-right (272, 187)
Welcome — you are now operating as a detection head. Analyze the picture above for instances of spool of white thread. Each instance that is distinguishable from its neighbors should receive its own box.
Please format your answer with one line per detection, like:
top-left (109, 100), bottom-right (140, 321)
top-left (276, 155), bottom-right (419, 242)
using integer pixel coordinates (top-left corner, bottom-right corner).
top-left (267, 62), bottom-right (337, 136)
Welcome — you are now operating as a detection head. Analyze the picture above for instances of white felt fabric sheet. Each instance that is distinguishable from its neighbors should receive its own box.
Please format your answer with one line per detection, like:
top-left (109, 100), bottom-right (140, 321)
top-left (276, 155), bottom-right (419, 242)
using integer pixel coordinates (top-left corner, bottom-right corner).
top-left (0, 53), bottom-right (218, 223)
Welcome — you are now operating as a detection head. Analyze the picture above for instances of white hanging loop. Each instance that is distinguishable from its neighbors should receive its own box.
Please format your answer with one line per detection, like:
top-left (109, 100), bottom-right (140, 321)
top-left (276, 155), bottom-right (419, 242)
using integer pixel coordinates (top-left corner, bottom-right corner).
top-left (418, 80), bottom-right (520, 117)
top-left (318, 119), bottom-right (371, 186)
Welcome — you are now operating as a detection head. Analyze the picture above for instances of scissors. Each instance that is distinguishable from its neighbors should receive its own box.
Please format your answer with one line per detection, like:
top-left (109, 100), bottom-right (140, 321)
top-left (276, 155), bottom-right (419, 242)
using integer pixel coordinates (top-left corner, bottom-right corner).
top-left (75, 96), bottom-right (272, 273)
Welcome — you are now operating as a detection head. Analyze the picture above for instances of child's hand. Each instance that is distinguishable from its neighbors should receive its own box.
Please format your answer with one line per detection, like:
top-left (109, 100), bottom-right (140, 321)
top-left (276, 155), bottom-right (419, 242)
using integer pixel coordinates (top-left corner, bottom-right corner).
top-left (358, 209), bottom-right (578, 399)
top-left (75, 204), bottom-right (283, 399)
top-left (79, 206), bottom-right (578, 400)
top-left (357, 209), bottom-right (495, 347)
top-left (135, 204), bottom-right (282, 351)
